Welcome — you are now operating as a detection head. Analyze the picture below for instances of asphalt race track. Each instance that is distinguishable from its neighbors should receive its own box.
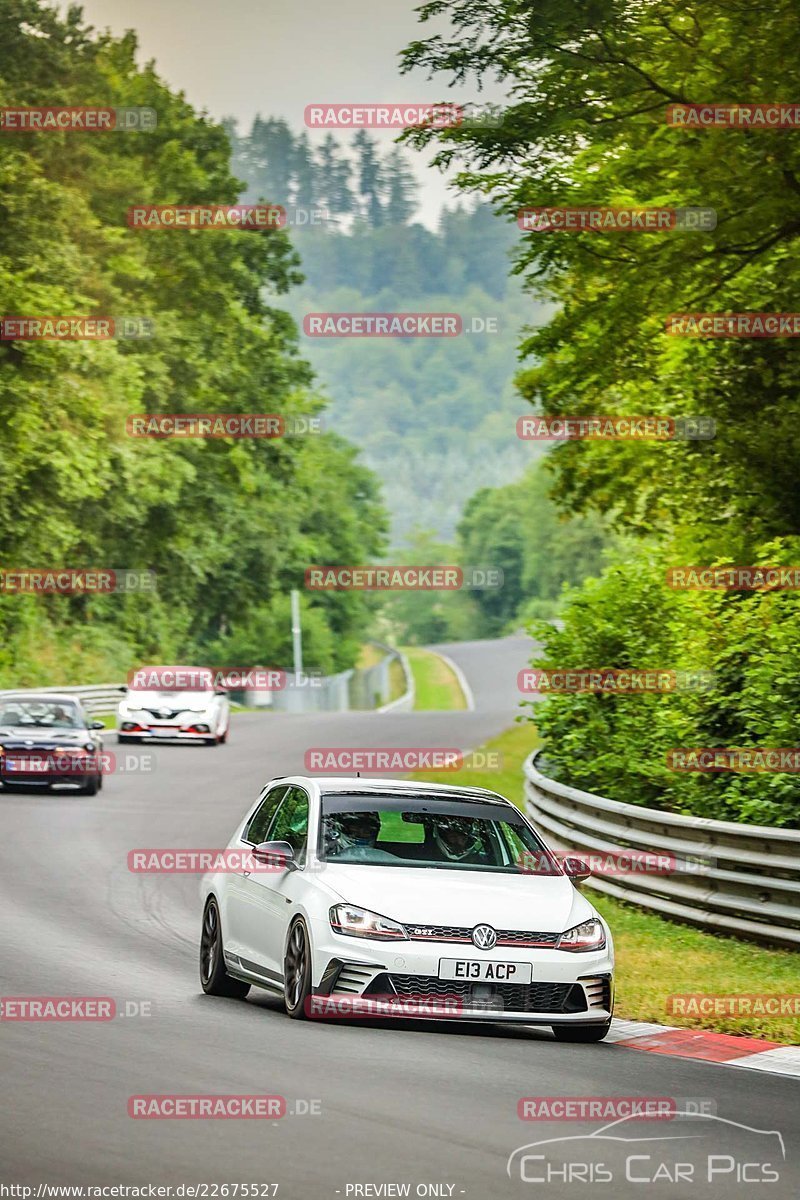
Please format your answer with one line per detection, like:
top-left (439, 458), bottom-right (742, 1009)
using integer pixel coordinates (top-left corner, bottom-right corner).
top-left (1, 636), bottom-right (798, 1196)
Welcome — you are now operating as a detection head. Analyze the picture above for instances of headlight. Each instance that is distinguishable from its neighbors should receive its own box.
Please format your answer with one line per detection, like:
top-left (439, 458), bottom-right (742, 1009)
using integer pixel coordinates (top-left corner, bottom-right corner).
top-left (556, 918), bottom-right (606, 952)
top-left (329, 905), bottom-right (408, 941)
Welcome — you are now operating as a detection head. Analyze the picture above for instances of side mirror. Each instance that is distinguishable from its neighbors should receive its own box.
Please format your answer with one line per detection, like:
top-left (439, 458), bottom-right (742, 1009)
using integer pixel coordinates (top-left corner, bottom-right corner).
top-left (251, 840), bottom-right (295, 870)
top-left (214, 687), bottom-right (228, 696)
top-left (90, 721), bottom-right (106, 730)
top-left (562, 855), bottom-right (592, 882)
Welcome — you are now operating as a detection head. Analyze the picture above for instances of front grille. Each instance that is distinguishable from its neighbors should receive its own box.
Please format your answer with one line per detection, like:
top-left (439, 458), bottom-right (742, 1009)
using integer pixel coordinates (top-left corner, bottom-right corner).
top-left (405, 924), bottom-right (559, 948)
top-left (376, 973), bottom-right (586, 1014)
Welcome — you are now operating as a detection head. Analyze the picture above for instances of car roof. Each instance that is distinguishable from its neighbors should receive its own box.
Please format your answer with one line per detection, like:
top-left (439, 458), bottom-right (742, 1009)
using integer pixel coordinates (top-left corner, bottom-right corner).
top-left (0, 692), bottom-right (83, 704)
top-left (274, 775), bottom-right (514, 806)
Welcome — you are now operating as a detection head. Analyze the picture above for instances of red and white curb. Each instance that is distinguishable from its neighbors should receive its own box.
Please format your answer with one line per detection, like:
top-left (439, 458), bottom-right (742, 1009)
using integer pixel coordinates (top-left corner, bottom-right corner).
top-left (608, 1018), bottom-right (800, 1076)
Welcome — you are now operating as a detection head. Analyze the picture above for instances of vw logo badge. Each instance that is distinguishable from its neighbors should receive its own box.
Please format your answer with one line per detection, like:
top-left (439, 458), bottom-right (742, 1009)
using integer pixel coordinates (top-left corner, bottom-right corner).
top-left (471, 924), bottom-right (497, 950)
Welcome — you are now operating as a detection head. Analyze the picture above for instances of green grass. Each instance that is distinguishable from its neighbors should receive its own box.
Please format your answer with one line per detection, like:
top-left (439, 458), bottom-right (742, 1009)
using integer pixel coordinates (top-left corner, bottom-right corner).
top-left (387, 656), bottom-right (407, 704)
top-left (91, 712), bottom-right (117, 729)
top-left (404, 646), bottom-right (467, 711)
top-left (407, 721), bottom-right (800, 1044)
top-left (356, 643), bottom-right (384, 670)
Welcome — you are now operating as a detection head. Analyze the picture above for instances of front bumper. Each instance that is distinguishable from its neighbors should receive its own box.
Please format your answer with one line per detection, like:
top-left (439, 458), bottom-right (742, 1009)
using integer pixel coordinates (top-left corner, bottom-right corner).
top-left (0, 770), bottom-right (97, 787)
top-left (309, 921), bottom-right (614, 1025)
top-left (117, 723), bottom-right (213, 741)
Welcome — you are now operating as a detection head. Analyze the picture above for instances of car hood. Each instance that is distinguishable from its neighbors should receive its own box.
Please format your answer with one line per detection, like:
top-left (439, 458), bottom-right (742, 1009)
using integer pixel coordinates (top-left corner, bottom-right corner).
top-left (317, 863), bottom-right (590, 933)
top-left (125, 690), bottom-right (214, 711)
top-left (0, 726), bottom-right (90, 746)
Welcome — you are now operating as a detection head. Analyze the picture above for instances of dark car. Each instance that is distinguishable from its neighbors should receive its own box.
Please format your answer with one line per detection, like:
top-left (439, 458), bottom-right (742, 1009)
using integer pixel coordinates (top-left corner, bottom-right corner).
top-left (0, 693), bottom-right (106, 795)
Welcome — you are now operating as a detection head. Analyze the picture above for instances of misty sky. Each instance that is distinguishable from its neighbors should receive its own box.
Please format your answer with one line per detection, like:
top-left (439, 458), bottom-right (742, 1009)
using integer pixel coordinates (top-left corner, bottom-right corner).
top-left (71, 0), bottom-right (503, 225)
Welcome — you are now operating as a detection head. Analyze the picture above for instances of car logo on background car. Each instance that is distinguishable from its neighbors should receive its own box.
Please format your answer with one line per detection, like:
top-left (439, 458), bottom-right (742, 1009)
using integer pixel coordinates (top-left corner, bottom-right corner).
top-left (471, 924), bottom-right (497, 949)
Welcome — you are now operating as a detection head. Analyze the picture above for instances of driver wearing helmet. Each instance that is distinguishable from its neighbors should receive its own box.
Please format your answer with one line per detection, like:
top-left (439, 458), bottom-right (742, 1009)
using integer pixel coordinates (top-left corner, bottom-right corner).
top-left (325, 811), bottom-right (382, 859)
top-left (432, 816), bottom-right (488, 865)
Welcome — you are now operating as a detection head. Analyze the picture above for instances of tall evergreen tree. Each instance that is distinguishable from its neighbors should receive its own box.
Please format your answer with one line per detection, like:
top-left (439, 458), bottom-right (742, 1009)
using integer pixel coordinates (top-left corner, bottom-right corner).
top-left (354, 130), bottom-right (384, 227)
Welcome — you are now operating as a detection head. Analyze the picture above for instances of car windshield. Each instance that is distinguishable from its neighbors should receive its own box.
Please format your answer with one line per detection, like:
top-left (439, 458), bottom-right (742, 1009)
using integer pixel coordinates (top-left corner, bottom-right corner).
top-left (319, 794), bottom-right (560, 874)
top-left (0, 699), bottom-right (82, 729)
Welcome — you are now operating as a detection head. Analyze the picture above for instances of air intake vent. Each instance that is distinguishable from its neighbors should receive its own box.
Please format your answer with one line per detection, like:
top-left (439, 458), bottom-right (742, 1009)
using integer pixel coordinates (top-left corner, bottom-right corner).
top-left (580, 975), bottom-right (612, 1010)
top-left (332, 964), bottom-right (378, 995)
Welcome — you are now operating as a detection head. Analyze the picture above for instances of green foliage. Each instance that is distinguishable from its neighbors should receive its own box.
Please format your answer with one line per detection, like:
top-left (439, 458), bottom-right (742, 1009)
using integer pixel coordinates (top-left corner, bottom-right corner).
top-left (226, 116), bottom-right (541, 543)
top-left (458, 460), bottom-right (612, 631)
top-left (530, 540), bottom-right (800, 828)
top-left (402, 0), bottom-right (800, 824)
top-left (373, 529), bottom-right (483, 645)
top-left (400, 0), bottom-right (800, 539)
top-left (0, 3), bottom-right (386, 684)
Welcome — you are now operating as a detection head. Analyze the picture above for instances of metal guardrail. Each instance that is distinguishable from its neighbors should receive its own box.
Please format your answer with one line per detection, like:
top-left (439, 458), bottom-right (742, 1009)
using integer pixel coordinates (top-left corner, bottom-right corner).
top-left (376, 645), bottom-right (415, 713)
top-left (0, 683), bottom-right (125, 715)
top-left (0, 646), bottom-right (414, 718)
top-left (524, 750), bottom-right (800, 948)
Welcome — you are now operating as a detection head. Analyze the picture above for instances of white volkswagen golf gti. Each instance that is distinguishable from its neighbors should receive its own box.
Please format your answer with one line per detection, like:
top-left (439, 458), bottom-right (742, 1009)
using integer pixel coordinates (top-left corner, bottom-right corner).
top-left (199, 776), bottom-right (614, 1039)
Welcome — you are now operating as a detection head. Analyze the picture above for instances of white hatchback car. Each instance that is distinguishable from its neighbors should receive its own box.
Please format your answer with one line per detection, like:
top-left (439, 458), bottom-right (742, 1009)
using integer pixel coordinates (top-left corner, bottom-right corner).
top-left (117, 668), bottom-right (230, 745)
top-left (200, 777), bottom-right (614, 1039)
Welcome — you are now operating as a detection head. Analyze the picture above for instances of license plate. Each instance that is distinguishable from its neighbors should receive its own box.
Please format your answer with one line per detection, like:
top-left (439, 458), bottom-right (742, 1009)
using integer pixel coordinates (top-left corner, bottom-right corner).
top-left (6, 758), bottom-right (48, 773)
top-left (438, 959), bottom-right (532, 984)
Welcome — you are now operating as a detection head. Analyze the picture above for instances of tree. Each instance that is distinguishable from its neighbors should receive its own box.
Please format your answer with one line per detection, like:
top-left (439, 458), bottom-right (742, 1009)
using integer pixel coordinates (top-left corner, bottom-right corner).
top-left (0, 2), bottom-right (386, 684)
top-left (354, 130), bottom-right (385, 227)
top-left (316, 133), bottom-right (355, 220)
top-left (401, 0), bottom-right (800, 546)
top-left (383, 147), bottom-right (418, 226)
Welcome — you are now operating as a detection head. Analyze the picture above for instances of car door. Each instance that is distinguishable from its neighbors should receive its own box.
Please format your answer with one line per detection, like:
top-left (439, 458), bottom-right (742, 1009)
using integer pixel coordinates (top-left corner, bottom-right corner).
top-left (233, 785), bottom-right (311, 980)
top-left (224, 784), bottom-right (288, 963)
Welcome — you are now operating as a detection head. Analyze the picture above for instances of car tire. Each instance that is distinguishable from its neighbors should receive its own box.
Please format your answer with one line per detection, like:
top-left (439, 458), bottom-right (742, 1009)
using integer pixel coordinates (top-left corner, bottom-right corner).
top-left (117, 735), bottom-right (139, 744)
top-left (77, 774), bottom-right (99, 796)
top-left (552, 1020), bottom-right (612, 1043)
top-left (284, 918), bottom-right (313, 1019)
top-left (200, 898), bottom-right (251, 999)
top-left (219, 727), bottom-right (228, 744)
top-left (204, 738), bottom-right (218, 746)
